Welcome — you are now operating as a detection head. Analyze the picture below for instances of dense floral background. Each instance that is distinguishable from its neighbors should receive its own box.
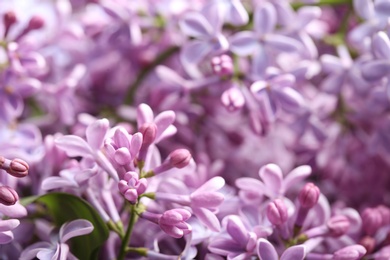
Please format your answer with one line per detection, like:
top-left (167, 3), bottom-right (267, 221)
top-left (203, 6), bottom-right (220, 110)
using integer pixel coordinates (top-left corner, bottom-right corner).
top-left (0, 0), bottom-right (390, 259)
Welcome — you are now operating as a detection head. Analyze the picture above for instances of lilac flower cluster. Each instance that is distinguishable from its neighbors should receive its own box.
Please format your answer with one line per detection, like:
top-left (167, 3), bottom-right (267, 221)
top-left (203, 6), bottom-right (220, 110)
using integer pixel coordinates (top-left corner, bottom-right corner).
top-left (1, 0), bottom-right (390, 259)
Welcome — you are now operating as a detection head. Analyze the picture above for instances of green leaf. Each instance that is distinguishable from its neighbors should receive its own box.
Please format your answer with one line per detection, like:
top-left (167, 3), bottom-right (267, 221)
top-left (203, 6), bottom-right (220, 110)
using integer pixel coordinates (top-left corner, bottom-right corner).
top-left (32, 193), bottom-right (109, 260)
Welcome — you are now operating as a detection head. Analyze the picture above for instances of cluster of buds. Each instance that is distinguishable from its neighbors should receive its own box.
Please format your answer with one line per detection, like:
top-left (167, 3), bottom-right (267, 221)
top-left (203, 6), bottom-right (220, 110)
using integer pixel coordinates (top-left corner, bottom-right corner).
top-left (0, 155), bottom-right (29, 206)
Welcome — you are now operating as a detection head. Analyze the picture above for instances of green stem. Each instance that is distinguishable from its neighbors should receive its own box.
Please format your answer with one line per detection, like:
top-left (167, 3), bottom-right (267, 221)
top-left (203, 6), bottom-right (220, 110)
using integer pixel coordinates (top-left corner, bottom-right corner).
top-left (124, 45), bottom-right (180, 105)
top-left (118, 204), bottom-right (139, 260)
top-left (292, 0), bottom-right (352, 9)
top-left (125, 247), bottom-right (148, 256)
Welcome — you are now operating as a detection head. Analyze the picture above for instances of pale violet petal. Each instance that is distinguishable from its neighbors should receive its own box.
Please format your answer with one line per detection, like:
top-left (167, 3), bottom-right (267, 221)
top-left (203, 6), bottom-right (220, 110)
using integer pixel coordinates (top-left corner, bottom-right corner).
top-left (55, 135), bottom-right (93, 157)
top-left (60, 219), bottom-right (94, 243)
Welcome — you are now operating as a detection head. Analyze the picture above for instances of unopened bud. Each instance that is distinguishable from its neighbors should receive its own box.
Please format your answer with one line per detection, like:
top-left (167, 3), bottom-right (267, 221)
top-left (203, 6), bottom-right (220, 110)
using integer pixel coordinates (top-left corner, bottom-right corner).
top-left (27, 16), bottom-right (44, 30)
top-left (267, 199), bottom-right (288, 225)
top-left (333, 245), bottom-right (366, 260)
top-left (362, 207), bottom-right (383, 236)
top-left (7, 158), bottom-right (29, 178)
top-left (299, 183), bottom-right (320, 208)
top-left (139, 123), bottom-right (157, 145)
top-left (359, 236), bottom-right (376, 254)
top-left (3, 11), bottom-right (17, 38)
top-left (169, 149), bottom-right (191, 169)
top-left (3, 11), bottom-right (17, 28)
top-left (211, 54), bottom-right (233, 77)
top-left (327, 215), bottom-right (350, 237)
top-left (0, 186), bottom-right (19, 206)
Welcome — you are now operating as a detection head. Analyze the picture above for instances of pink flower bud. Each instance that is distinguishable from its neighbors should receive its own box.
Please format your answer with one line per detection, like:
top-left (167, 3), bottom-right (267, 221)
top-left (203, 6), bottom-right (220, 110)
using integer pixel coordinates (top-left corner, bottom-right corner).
top-left (327, 215), bottom-right (350, 237)
top-left (211, 55), bottom-right (233, 77)
top-left (362, 207), bottom-right (383, 236)
top-left (27, 16), bottom-right (44, 30)
top-left (0, 156), bottom-right (29, 178)
top-left (333, 245), bottom-right (366, 260)
top-left (3, 11), bottom-right (17, 28)
top-left (267, 199), bottom-right (288, 225)
top-left (169, 149), bottom-right (192, 169)
top-left (0, 186), bottom-right (19, 206)
top-left (221, 87), bottom-right (245, 112)
top-left (7, 159), bottom-right (29, 178)
top-left (139, 123), bottom-right (157, 145)
top-left (299, 183), bottom-right (320, 208)
top-left (359, 236), bottom-right (376, 255)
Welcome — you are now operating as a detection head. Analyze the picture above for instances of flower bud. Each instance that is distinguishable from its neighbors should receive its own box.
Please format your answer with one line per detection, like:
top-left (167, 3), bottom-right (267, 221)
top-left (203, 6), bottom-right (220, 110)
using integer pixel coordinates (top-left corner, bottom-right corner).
top-left (267, 199), bottom-right (288, 225)
top-left (362, 207), bottom-right (383, 236)
top-left (299, 183), bottom-right (320, 208)
top-left (169, 149), bottom-right (192, 169)
top-left (7, 158), bottom-right (29, 178)
top-left (221, 87), bottom-right (245, 112)
top-left (0, 186), bottom-right (19, 206)
top-left (327, 215), bottom-right (350, 237)
top-left (333, 245), bottom-right (366, 260)
top-left (27, 16), bottom-right (44, 30)
top-left (139, 123), bottom-right (157, 145)
top-left (3, 11), bottom-right (17, 30)
top-left (211, 54), bottom-right (233, 77)
top-left (359, 236), bottom-right (376, 255)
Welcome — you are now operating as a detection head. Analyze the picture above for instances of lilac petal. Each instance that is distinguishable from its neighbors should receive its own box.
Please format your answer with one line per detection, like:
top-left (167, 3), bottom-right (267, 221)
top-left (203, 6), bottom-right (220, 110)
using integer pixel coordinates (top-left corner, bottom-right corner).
top-left (191, 191), bottom-right (224, 209)
top-left (160, 223), bottom-right (184, 238)
top-left (41, 177), bottom-right (77, 190)
top-left (235, 178), bottom-right (266, 192)
top-left (137, 103), bottom-right (154, 127)
top-left (254, 3), bottom-right (276, 35)
top-left (179, 12), bottom-right (213, 38)
top-left (155, 65), bottom-right (187, 88)
top-left (86, 119), bottom-right (109, 150)
top-left (155, 125), bottom-right (177, 143)
top-left (280, 245), bottom-right (306, 260)
top-left (19, 242), bottom-right (52, 260)
top-left (16, 78), bottom-right (41, 97)
top-left (193, 207), bottom-right (221, 232)
top-left (181, 40), bottom-right (212, 65)
top-left (297, 7), bottom-right (322, 28)
top-left (361, 60), bottom-right (390, 81)
top-left (0, 231), bottom-right (13, 244)
top-left (113, 127), bottom-right (130, 149)
top-left (257, 238), bottom-right (278, 260)
top-left (193, 177), bottom-right (225, 194)
top-left (0, 203), bottom-right (27, 218)
top-left (37, 248), bottom-right (57, 260)
top-left (375, 1), bottom-right (390, 17)
top-left (265, 34), bottom-right (302, 52)
top-left (354, 0), bottom-right (374, 19)
top-left (320, 73), bottom-right (345, 94)
top-left (252, 45), bottom-right (268, 76)
top-left (55, 135), bottom-right (93, 157)
top-left (208, 238), bottom-right (243, 256)
top-left (272, 74), bottom-right (296, 87)
top-left (348, 22), bottom-right (378, 46)
top-left (251, 80), bottom-right (268, 97)
top-left (202, 2), bottom-right (224, 32)
top-left (227, 0), bottom-right (249, 26)
top-left (320, 55), bottom-right (343, 73)
top-left (274, 87), bottom-right (305, 113)
top-left (154, 111), bottom-right (175, 140)
top-left (282, 165), bottom-right (311, 193)
top-left (60, 219), bottom-right (94, 243)
top-left (130, 132), bottom-right (143, 157)
top-left (230, 31), bottom-right (259, 56)
top-left (114, 148), bottom-right (131, 165)
top-left (274, 1), bottom-right (295, 26)
top-left (259, 164), bottom-right (283, 196)
top-left (372, 31), bottom-right (390, 59)
top-left (226, 216), bottom-right (249, 247)
top-left (0, 219), bottom-right (19, 232)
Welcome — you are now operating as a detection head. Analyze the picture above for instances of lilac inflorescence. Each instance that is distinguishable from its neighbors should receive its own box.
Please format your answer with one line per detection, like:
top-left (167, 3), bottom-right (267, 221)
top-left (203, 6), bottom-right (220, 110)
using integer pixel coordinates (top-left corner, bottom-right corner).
top-left (1, 0), bottom-right (390, 259)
